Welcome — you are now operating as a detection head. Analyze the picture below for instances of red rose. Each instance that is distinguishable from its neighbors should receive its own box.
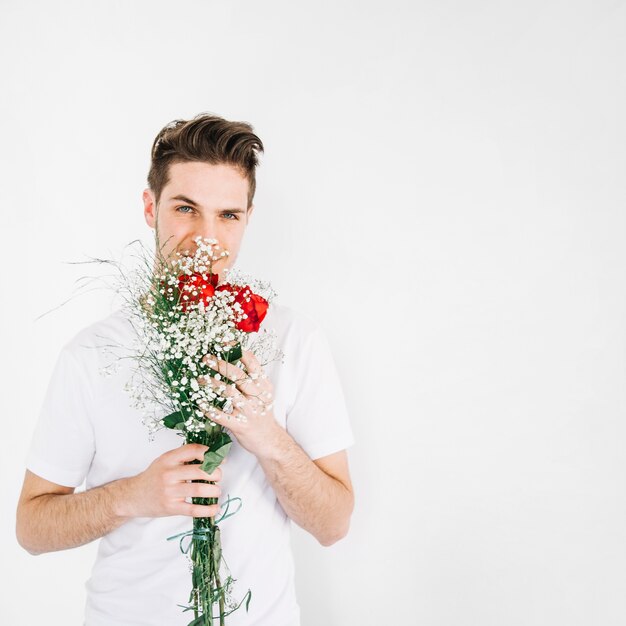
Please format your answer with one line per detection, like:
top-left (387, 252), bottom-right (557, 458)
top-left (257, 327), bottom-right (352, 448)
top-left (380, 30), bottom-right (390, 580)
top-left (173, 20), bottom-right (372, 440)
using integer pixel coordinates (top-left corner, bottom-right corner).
top-left (216, 283), bottom-right (269, 332)
top-left (177, 272), bottom-right (219, 312)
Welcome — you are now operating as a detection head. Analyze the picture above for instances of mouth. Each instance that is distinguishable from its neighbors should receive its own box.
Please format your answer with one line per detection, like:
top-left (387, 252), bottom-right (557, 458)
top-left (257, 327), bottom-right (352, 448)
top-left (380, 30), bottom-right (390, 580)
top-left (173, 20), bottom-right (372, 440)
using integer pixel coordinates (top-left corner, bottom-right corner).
top-left (170, 236), bottom-right (231, 266)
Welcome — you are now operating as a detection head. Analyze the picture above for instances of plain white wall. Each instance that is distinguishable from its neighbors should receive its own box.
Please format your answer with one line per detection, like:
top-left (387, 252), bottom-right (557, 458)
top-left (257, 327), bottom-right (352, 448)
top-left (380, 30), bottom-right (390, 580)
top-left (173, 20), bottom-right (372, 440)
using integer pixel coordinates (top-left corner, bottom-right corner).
top-left (2, 1), bottom-right (625, 624)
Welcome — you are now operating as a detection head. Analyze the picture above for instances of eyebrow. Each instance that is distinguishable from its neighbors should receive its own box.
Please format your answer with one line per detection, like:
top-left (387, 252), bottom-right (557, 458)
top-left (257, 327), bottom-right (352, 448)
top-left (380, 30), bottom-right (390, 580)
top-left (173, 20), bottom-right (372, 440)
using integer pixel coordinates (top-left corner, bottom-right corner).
top-left (169, 194), bottom-right (246, 213)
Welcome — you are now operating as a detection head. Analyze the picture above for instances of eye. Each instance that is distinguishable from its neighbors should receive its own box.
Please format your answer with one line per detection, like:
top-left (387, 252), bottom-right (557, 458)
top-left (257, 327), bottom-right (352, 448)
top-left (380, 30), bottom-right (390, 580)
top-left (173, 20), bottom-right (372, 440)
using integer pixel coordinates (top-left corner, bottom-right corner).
top-left (176, 205), bottom-right (195, 214)
top-left (222, 212), bottom-right (239, 220)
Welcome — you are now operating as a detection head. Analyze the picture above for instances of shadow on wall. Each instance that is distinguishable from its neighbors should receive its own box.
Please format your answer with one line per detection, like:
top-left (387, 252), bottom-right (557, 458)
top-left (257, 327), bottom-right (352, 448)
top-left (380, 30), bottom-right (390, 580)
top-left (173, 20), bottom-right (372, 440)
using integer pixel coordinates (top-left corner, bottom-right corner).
top-left (290, 525), bottom-right (340, 626)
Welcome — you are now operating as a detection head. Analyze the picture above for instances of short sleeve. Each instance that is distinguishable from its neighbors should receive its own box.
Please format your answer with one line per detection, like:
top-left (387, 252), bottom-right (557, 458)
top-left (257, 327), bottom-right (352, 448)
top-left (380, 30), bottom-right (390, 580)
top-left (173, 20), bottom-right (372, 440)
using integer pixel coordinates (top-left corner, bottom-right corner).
top-left (285, 325), bottom-right (355, 460)
top-left (25, 344), bottom-right (96, 488)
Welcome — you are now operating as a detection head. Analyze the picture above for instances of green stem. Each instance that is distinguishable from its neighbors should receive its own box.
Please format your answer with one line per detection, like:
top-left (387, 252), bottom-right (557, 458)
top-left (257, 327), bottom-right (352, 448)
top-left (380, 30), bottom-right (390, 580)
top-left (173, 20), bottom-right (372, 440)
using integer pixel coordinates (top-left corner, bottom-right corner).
top-left (208, 516), bottom-right (226, 626)
top-left (188, 426), bottom-right (226, 625)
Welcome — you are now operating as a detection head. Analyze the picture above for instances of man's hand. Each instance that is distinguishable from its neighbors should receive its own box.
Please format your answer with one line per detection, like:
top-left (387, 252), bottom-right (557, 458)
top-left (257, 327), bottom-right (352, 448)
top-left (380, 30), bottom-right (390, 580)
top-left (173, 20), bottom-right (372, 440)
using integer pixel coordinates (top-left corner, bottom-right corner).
top-left (200, 350), bottom-right (281, 458)
top-left (16, 444), bottom-right (226, 555)
top-left (118, 443), bottom-right (225, 519)
top-left (198, 350), bottom-right (354, 546)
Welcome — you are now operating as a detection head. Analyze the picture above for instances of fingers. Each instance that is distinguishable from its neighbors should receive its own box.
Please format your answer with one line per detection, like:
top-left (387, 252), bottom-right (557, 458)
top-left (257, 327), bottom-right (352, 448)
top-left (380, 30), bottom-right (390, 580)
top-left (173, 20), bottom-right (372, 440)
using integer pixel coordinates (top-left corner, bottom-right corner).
top-left (170, 481), bottom-right (221, 500)
top-left (199, 375), bottom-right (241, 401)
top-left (161, 445), bottom-right (227, 480)
top-left (139, 445), bottom-right (230, 519)
top-left (164, 443), bottom-right (209, 464)
top-left (236, 374), bottom-right (265, 397)
top-left (199, 366), bottom-right (271, 401)
top-left (183, 502), bottom-right (221, 518)
top-left (176, 464), bottom-right (224, 483)
top-left (240, 350), bottom-right (263, 378)
top-left (202, 354), bottom-right (246, 383)
top-left (202, 352), bottom-right (267, 388)
top-left (204, 405), bottom-right (243, 429)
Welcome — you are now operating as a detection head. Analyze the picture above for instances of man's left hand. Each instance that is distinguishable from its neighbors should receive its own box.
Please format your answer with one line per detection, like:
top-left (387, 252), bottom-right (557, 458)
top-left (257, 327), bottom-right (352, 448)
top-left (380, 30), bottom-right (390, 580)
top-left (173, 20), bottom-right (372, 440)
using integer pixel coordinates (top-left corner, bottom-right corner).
top-left (199, 349), bottom-right (281, 457)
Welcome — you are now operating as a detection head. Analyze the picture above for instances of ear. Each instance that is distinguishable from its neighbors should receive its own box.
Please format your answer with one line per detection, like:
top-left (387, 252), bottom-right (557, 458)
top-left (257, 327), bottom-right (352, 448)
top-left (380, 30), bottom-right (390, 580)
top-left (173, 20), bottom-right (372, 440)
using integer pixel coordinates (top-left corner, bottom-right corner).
top-left (143, 188), bottom-right (156, 228)
top-left (246, 203), bottom-right (255, 223)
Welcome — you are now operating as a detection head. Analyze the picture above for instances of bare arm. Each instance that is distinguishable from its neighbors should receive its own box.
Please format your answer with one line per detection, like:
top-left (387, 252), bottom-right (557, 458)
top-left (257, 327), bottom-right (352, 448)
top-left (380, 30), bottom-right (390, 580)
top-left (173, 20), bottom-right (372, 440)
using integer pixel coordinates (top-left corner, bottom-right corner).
top-left (255, 425), bottom-right (354, 547)
top-left (16, 444), bottom-right (224, 556)
top-left (16, 470), bottom-right (128, 555)
top-left (201, 350), bottom-right (355, 547)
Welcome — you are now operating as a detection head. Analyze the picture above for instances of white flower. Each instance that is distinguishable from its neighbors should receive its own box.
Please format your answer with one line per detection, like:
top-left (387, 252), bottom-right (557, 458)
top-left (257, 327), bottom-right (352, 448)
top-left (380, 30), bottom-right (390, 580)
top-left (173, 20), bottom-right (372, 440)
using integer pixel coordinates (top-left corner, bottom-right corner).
top-left (107, 236), bottom-right (283, 440)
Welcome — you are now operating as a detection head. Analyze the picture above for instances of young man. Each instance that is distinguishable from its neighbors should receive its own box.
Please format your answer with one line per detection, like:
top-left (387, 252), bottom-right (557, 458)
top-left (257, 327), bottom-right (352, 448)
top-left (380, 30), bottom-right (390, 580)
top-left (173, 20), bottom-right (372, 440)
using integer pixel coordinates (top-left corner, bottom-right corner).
top-left (16, 113), bottom-right (356, 626)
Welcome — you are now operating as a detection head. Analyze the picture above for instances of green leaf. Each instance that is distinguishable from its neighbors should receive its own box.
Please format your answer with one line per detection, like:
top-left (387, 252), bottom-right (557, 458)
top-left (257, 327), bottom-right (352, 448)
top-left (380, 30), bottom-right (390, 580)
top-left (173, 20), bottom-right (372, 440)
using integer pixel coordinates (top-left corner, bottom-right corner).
top-left (213, 396), bottom-right (231, 412)
top-left (205, 366), bottom-right (236, 386)
top-left (223, 343), bottom-right (242, 363)
top-left (201, 432), bottom-right (232, 473)
top-left (163, 411), bottom-right (185, 429)
top-left (212, 430), bottom-right (232, 450)
top-left (212, 526), bottom-right (222, 572)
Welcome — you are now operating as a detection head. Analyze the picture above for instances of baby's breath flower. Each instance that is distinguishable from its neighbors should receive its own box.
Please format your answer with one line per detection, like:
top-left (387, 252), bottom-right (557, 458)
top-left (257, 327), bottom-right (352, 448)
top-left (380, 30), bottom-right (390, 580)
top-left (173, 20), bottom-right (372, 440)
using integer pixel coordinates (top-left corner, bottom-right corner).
top-left (110, 236), bottom-right (283, 439)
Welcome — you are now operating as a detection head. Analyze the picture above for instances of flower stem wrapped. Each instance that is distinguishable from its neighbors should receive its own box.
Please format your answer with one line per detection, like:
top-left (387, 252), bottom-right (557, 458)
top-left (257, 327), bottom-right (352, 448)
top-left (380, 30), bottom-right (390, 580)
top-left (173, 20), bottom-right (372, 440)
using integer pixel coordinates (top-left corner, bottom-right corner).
top-left (121, 236), bottom-right (282, 624)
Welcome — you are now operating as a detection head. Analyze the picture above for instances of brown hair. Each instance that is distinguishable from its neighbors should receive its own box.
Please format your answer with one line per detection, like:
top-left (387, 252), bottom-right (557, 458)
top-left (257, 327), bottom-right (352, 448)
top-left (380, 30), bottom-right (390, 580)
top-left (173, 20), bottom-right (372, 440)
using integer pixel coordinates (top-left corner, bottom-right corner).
top-left (147, 112), bottom-right (264, 209)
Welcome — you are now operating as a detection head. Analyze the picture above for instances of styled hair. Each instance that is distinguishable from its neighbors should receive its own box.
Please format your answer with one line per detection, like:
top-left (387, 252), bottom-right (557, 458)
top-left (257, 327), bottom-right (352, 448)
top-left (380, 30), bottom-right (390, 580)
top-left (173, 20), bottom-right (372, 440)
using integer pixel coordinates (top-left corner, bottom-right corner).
top-left (147, 112), bottom-right (264, 209)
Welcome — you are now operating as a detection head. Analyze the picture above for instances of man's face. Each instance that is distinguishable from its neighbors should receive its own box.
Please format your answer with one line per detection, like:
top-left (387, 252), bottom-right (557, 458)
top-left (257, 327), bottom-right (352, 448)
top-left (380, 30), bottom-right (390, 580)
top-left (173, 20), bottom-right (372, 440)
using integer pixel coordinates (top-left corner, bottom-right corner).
top-left (143, 161), bottom-right (253, 279)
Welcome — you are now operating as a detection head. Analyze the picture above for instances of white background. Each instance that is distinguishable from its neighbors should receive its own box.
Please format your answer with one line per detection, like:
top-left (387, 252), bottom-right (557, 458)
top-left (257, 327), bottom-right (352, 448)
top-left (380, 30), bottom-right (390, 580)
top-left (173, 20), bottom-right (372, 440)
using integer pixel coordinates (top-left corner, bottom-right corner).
top-left (1, 1), bottom-right (625, 624)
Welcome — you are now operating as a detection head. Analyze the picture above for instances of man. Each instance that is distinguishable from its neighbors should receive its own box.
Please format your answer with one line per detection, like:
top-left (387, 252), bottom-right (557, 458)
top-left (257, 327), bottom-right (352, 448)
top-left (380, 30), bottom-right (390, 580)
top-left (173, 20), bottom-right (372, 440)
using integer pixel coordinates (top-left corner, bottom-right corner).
top-left (16, 113), bottom-right (356, 626)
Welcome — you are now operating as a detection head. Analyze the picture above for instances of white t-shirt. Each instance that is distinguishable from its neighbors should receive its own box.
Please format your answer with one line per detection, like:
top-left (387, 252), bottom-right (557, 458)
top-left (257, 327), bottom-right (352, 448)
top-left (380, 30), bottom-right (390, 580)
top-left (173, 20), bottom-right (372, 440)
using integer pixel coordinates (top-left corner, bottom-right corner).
top-left (26, 301), bottom-right (355, 626)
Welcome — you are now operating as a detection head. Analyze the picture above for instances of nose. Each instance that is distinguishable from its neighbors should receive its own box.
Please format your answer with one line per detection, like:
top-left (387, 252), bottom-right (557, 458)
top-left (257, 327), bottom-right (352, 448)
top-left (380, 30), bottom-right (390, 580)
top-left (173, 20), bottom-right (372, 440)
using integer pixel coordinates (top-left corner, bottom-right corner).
top-left (195, 214), bottom-right (224, 244)
top-left (185, 223), bottom-right (228, 262)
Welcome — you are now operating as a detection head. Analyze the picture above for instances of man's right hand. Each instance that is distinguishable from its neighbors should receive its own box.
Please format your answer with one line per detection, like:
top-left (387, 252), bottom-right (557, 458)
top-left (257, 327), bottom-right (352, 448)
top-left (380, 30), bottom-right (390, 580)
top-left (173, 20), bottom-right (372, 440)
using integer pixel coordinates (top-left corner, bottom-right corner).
top-left (118, 443), bottom-right (225, 519)
top-left (16, 443), bottom-right (226, 555)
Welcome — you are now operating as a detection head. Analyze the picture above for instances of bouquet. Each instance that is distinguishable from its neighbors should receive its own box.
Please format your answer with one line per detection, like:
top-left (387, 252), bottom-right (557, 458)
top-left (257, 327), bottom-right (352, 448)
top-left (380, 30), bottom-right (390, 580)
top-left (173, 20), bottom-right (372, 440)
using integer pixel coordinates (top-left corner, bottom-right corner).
top-left (121, 235), bottom-right (283, 625)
